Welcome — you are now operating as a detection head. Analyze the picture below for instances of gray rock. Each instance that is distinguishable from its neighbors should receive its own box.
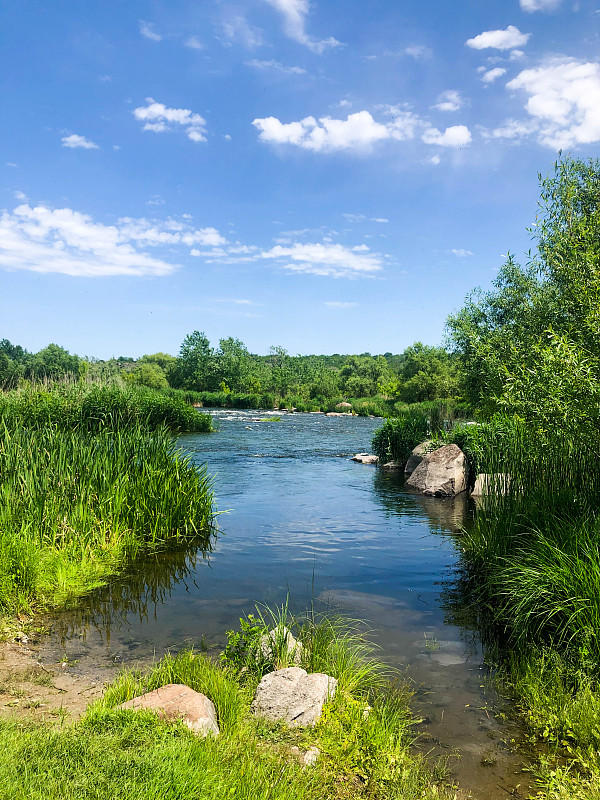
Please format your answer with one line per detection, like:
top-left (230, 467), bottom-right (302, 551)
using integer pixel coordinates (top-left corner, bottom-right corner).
top-left (471, 473), bottom-right (511, 497)
top-left (380, 460), bottom-right (401, 470)
top-left (119, 683), bottom-right (219, 737)
top-left (405, 444), bottom-right (467, 497)
top-left (258, 626), bottom-right (303, 665)
top-left (404, 440), bottom-right (432, 475)
top-left (251, 667), bottom-right (337, 726)
top-left (335, 402), bottom-right (352, 409)
top-left (352, 453), bottom-right (379, 464)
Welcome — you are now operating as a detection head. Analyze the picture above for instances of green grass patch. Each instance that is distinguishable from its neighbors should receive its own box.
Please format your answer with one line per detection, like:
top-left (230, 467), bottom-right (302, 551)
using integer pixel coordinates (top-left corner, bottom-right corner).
top-left (0, 382), bottom-right (213, 433)
top-left (0, 424), bottom-right (214, 615)
top-left (0, 615), bottom-right (457, 799)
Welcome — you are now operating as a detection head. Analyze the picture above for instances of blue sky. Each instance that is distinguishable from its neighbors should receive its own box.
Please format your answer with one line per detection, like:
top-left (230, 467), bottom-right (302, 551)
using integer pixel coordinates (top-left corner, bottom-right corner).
top-left (1, 0), bottom-right (599, 358)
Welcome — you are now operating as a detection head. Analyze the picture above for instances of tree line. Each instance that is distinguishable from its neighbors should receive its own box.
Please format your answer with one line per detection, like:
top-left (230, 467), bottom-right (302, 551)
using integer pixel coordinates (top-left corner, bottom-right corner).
top-left (0, 334), bottom-right (460, 405)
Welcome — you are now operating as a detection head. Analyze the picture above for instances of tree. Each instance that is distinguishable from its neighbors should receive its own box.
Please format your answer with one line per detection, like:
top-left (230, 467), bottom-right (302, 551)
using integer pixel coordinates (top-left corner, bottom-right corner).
top-left (173, 331), bottom-right (217, 391)
top-left (28, 343), bottom-right (80, 380)
top-left (447, 155), bottom-right (600, 428)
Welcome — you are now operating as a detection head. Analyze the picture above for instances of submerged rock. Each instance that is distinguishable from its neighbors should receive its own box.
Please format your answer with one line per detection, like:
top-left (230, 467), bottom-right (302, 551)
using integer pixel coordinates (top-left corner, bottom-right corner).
top-left (352, 453), bottom-right (379, 464)
top-left (118, 683), bottom-right (219, 737)
top-left (251, 667), bottom-right (337, 726)
top-left (405, 444), bottom-right (467, 497)
top-left (380, 460), bottom-right (401, 470)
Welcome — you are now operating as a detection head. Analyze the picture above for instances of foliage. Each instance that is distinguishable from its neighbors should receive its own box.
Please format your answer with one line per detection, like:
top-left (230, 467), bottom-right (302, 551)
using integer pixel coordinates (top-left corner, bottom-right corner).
top-left (0, 383), bottom-right (212, 433)
top-left (447, 156), bottom-right (600, 429)
top-left (372, 400), bottom-right (467, 463)
top-left (0, 424), bottom-right (214, 614)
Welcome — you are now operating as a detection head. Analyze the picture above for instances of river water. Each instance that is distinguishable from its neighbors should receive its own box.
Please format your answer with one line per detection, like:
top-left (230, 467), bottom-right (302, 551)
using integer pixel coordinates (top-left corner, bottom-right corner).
top-left (41, 410), bottom-right (531, 799)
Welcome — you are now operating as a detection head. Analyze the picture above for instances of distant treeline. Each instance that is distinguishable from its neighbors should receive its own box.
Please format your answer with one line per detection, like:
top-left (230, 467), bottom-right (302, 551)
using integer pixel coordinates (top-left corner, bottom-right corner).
top-left (0, 335), bottom-right (460, 405)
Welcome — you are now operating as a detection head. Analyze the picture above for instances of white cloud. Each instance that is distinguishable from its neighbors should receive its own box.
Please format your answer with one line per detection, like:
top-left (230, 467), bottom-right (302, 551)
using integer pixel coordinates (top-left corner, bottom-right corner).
top-left (433, 90), bottom-right (463, 112)
top-left (451, 249), bottom-right (474, 257)
top-left (139, 21), bottom-right (161, 42)
top-left (507, 58), bottom-right (600, 148)
top-left (245, 59), bottom-right (306, 74)
top-left (372, 217), bottom-right (388, 223)
top-left (481, 118), bottom-right (537, 141)
top-left (263, 0), bottom-right (342, 53)
top-left (5, 162), bottom-right (18, 168)
top-left (61, 134), bottom-right (99, 150)
top-left (117, 217), bottom-right (226, 248)
top-left (466, 25), bottom-right (531, 51)
top-left (325, 301), bottom-right (358, 308)
top-left (184, 36), bottom-right (203, 50)
top-left (14, 191), bottom-right (28, 201)
top-left (520, 0), bottom-right (562, 11)
top-left (422, 125), bottom-right (472, 147)
top-left (133, 98), bottom-right (207, 143)
top-left (212, 298), bottom-right (258, 305)
top-left (221, 14), bottom-right (263, 48)
top-left (0, 204), bottom-right (182, 277)
top-left (405, 45), bottom-right (433, 60)
top-left (482, 67), bottom-right (507, 84)
top-left (430, 155), bottom-right (441, 165)
top-left (253, 109), bottom-right (421, 152)
top-left (261, 242), bottom-right (383, 277)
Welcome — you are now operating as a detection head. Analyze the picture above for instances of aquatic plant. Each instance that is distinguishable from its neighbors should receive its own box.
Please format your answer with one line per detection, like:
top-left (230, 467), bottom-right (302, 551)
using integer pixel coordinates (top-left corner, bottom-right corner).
top-left (0, 383), bottom-right (212, 433)
top-left (0, 424), bottom-right (214, 613)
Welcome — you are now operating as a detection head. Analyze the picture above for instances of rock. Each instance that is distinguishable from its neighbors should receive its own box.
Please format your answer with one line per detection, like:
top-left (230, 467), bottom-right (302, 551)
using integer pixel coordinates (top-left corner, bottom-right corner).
top-left (471, 473), bottom-right (511, 497)
top-left (335, 402), bottom-right (352, 409)
top-left (251, 667), bottom-right (337, 726)
top-left (404, 441), bottom-right (432, 475)
top-left (118, 683), bottom-right (219, 737)
top-left (326, 412), bottom-right (350, 417)
top-left (352, 453), bottom-right (379, 464)
top-left (289, 746), bottom-right (320, 767)
top-left (405, 444), bottom-right (467, 497)
top-left (303, 746), bottom-right (320, 766)
top-left (380, 461), bottom-right (401, 470)
top-left (258, 626), bottom-right (303, 665)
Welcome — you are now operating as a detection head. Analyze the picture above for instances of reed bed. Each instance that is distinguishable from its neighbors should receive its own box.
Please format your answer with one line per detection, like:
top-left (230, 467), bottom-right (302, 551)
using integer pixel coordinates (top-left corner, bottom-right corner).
top-left (0, 383), bottom-right (213, 433)
top-left (0, 423), bottom-right (214, 612)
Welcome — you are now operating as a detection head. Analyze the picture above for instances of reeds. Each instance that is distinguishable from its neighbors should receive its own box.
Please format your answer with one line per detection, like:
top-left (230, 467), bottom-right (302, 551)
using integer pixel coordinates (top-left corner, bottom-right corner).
top-left (0, 423), bottom-right (214, 612)
top-left (0, 383), bottom-right (213, 433)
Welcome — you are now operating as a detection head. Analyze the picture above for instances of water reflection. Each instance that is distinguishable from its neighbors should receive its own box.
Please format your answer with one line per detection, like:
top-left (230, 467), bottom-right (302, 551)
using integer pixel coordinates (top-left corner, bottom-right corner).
top-left (50, 542), bottom-right (214, 648)
top-left (372, 469), bottom-right (474, 534)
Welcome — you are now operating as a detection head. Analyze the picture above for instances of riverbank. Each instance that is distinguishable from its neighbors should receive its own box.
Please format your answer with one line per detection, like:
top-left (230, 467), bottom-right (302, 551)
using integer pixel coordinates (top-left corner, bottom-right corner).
top-left (0, 611), bottom-right (462, 800)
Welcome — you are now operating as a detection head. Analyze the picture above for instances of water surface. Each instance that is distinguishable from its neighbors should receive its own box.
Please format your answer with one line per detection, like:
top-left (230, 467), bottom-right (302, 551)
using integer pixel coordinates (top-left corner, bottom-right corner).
top-left (42, 410), bottom-right (530, 798)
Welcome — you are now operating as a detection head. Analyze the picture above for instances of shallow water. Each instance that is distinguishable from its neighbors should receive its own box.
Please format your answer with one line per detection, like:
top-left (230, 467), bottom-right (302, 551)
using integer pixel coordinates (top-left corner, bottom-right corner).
top-left (41, 410), bottom-right (530, 798)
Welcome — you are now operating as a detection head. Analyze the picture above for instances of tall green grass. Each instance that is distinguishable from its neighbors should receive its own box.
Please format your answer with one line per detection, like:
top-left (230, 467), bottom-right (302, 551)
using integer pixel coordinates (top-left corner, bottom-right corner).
top-left (442, 415), bottom-right (600, 797)
top-left (0, 382), bottom-right (213, 433)
top-left (0, 423), bottom-right (214, 613)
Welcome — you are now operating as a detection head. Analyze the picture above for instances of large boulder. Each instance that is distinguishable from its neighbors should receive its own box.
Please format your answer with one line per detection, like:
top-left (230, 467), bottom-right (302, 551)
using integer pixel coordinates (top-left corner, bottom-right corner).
top-left (335, 402), bottom-right (352, 409)
top-left (405, 444), bottom-right (467, 497)
top-left (251, 667), bottom-right (337, 726)
top-left (404, 441), bottom-right (432, 475)
top-left (118, 683), bottom-right (219, 737)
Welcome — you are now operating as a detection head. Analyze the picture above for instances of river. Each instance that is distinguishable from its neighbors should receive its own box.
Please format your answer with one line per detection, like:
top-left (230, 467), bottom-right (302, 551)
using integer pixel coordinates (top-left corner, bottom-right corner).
top-left (40, 409), bottom-right (530, 799)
